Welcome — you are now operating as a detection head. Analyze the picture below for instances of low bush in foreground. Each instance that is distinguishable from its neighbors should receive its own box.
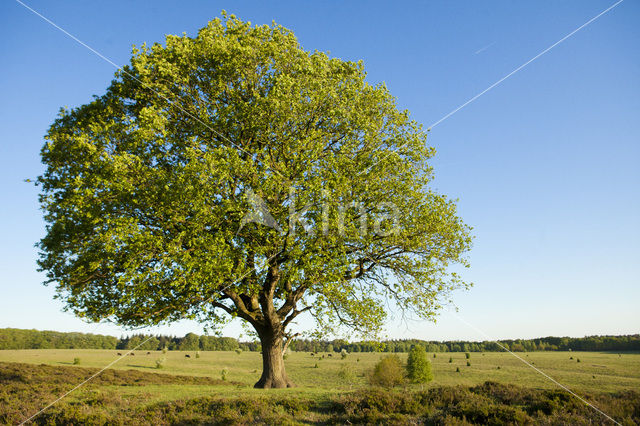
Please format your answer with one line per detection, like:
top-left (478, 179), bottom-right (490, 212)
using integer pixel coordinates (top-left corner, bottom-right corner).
top-left (1, 362), bottom-right (639, 425)
top-left (369, 355), bottom-right (405, 388)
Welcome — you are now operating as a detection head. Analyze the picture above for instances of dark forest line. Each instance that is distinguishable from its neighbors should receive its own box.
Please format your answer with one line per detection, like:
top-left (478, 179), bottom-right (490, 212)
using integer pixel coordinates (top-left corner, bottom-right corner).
top-left (1, 328), bottom-right (638, 353)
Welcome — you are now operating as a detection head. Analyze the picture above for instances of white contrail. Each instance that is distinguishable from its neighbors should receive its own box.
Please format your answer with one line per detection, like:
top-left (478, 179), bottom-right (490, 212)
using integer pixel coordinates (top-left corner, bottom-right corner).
top-left (429, 0), bottom-right (624, 130)
top-left (474, 41), bottom-right (495, 55)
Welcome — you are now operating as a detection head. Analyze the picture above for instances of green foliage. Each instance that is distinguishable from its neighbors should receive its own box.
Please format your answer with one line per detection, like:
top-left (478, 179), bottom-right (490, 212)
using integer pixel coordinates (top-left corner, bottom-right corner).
top-left (286, 335), bottom-right (640, 353)
top-left (406, 346), bottom-right (433, 383)
top-left (200, 336), bottom-right (239, 351)
top-left (235, 348), bottom-right (242, 355)
top-left (341, 349), bottom-right (348, 360)
top-left (449, 357), bottom-right (452, 363)
top-left (369, 355), bottom-right (405, 388)
top-left (195, 351), bottom-right (200, 359)
top-left (178, 333), bottom-right (200, 351)
top-left (221, 368), bottom-right (228, 381)
top-left (155, 358), bottom-right (165, 369)
top-left (119, 334), bottom-right (159, 351)
top-left (36, 13), bottom-right (471, 347)
top-left (0, 328), bottom-right (117, 349)
top-left (3, 363), bottom-right (639, 426)
top-left (465, 352), bottom-right (470, 359)
top-left (3, 328), bottom-right (639, 353)
top-left (73, 357), bottom-right (80, 365)
top-left (338, 365), bottom-right (355, 384)
top-left (466, 361), bottom-right (471, 367)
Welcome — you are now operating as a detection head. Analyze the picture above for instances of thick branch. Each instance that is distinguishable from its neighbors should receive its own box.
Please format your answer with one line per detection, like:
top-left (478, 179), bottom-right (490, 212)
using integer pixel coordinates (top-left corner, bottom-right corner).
top-left (223, 289), bottom-right (262, 325)
top-left (277, 283), bottom-right (308, 318)
top-left (283, 306), bottom-right (312, 329)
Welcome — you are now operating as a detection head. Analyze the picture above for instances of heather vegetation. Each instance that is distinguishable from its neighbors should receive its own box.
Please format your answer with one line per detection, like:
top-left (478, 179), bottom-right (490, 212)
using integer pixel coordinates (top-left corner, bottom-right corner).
top-left (2, 362), bottom-right (638, 425)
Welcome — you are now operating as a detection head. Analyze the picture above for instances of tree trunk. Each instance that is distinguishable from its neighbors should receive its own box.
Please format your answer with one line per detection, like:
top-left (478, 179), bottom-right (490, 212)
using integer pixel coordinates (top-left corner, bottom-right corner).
top-left (254, 328), bottom-right (294, 388)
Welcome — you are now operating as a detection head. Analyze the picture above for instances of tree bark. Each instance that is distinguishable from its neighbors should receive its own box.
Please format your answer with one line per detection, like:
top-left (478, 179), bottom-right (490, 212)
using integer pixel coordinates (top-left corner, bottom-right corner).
top-left (254, 326), bottom-right (294, 388)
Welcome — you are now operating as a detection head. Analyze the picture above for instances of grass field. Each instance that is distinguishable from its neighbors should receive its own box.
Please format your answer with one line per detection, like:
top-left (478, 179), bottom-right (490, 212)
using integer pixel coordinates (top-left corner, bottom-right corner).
top-left (2, 350), bottom-right (639, 424)
top-left (1, 349), bottom-right (638, 396)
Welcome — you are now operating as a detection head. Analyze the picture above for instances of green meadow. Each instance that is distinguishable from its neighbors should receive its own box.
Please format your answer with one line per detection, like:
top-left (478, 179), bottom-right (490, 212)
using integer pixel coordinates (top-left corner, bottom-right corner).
top-left (1, 349), bottom-right (638, 395)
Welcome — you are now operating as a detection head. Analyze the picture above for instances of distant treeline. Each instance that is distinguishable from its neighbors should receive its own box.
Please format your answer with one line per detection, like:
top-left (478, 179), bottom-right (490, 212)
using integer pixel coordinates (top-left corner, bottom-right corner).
top-left (290, 335), bottom-right (640, 353)
top-left (1, 328), bottom-right (638, 352)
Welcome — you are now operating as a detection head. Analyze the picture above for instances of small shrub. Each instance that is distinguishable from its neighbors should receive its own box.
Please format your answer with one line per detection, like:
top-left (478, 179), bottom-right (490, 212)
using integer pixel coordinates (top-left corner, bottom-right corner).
top-left (73, 357), bottom-right (80, 365)
top-left (357, 358), bottom-right (360, 362)
top-left (338, 365), bottom-right (355, 383)
top-left (456, 367), bottom-right (460, 372)
top-left (369, 355), bottom-right (405, 388)
top-left (341, 349), bottom-right (348, 360)
top-left (449, 357), bottom-right (453, 363)
top-left (406, 346), bottom-right (433, 383)
top-left (465, 352), bottom-right (470, 359)
top-left (155, 358), bottom-right (165, 369)
top-left (497, 366), bottom-right (501, 369)
top-left (195, 351), bottom-right (200, 359)
top-left (577, 359), bottom-right (580, 363)
top-left (314, 363), bottom-right (318, 368)
top-left (433, 353), bottom-right (437, 358)
top-left (161, 346), bottom-right (167, 354)
top-left (570, 356), bottom-right (573, 360)
top-left (235, 348), bottom-right (242, 355)
top-left (467, 361), bottom-right (471, 367)
top-left (221, 368), bottom-right (228, 381)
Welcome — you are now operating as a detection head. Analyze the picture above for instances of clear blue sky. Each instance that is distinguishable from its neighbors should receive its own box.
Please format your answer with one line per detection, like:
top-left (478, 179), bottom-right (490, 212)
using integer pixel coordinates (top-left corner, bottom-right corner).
top-left (1, 0), bottom-right (638, 341)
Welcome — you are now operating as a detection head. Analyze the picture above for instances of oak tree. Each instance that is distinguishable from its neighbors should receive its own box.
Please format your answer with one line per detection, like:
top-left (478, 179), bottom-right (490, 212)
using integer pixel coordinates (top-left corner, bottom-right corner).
top-left (37, 14), bottom-right (472, 388)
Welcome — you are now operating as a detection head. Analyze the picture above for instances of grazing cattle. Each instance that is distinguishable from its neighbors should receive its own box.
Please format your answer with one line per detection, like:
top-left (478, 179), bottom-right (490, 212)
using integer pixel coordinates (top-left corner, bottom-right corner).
top-left (130, 353), bottom-right (135, 356)
top-left (310, 353), bottom-right (315, 356)
top-left (185, 354), bottom-right (191, 358)
top-left (117, 353), bottom-right (122, 356)
top-left (328, 354), bottom-right (332, 357)
top-left (147, 352), bottom-right (151, 355)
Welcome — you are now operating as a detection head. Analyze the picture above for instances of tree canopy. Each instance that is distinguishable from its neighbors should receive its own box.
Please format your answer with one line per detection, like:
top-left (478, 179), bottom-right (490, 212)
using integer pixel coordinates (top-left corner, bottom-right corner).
top-left (37, 13), bottom-right (472, 387)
